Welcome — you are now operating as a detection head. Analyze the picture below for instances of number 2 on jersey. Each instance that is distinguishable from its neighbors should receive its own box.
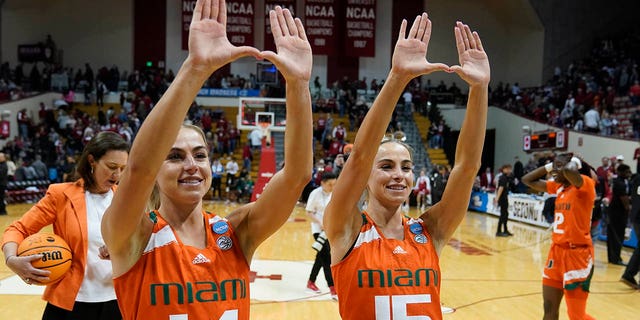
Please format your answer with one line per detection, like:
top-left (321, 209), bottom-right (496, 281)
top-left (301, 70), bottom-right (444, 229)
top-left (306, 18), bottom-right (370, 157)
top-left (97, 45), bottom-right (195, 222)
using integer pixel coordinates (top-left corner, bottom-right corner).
top-left (553, 212), bottom-right (565, 234)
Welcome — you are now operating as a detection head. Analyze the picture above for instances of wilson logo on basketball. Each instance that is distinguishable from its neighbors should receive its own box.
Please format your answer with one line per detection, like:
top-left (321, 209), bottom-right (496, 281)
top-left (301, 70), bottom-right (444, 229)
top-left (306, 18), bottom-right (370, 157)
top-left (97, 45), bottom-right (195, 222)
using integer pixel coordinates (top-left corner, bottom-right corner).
top-left (17, 233), bottom-right (73, 285)
top-left (41, 250), bottom-right (64, 262)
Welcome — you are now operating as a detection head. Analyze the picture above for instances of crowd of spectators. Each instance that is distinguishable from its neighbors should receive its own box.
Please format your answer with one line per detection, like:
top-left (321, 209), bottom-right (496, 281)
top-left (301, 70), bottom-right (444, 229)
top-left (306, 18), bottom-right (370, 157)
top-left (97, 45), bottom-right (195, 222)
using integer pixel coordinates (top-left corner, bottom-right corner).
top-left (490, 33), bottom-right (640, 139)
top-left (0, 59), bottom-right (271, 202)
top-left (10, 32), bottom-right (639, 204)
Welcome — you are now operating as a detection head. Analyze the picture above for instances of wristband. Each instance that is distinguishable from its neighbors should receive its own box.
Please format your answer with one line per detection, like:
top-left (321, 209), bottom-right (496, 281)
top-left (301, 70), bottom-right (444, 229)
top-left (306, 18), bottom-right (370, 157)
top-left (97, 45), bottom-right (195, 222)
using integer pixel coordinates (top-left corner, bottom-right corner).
top-left (570, 156), bottom-right (582, 169)
top-left (544, 162), bottom-right (553, 172)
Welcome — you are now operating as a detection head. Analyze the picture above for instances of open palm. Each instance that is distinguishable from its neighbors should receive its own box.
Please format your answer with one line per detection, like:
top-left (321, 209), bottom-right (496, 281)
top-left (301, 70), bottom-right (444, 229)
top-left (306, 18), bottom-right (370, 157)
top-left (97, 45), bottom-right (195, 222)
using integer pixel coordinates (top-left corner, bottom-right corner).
top-left (188, 0), bottom-right (259, 73)
top-left (261, 7), bottom-right (312, 82)
top-left (451, 22), bottom-right (490, 86)
top-left (392, 14), bottom-right (449, 79)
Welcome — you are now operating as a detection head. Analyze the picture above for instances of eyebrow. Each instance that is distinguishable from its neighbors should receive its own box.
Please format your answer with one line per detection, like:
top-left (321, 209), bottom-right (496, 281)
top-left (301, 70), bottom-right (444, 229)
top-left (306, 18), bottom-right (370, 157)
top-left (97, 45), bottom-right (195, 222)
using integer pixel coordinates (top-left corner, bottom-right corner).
top-left (102, 160), bottom-right (127, 167)
top-left (169, 145), bottom-right (207, 152)
top-left (377, 158), bottom-right (413, 164)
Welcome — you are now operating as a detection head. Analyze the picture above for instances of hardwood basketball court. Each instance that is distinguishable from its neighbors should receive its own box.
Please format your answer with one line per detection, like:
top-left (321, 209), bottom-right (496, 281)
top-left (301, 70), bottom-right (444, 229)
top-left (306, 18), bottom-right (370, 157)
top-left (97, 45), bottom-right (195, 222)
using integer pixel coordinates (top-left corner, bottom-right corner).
top-left (0, 201), bottom-right (636, 319)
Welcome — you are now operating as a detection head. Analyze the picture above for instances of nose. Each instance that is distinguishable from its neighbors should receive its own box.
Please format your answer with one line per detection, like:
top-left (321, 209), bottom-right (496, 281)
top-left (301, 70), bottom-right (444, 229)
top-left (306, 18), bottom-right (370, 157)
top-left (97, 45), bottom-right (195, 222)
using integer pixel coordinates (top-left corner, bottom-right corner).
top-left (184, 155), bottom-right (198, 172)
top-left (391, 167), bottom-right (404, 180)
top-left (111, 167), bottom-right (125, 179)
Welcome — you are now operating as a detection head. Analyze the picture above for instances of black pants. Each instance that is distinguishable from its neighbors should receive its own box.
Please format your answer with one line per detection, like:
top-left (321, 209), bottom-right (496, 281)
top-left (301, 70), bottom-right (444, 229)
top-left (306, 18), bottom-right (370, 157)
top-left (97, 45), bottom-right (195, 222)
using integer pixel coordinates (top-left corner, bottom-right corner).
top-left (226, 173), bottom-right (236, 188)
top-left (497, 199), bottom-right (509, 233)
top-left (212, 177), bottom-right (222, 199)
top-left (309, 232), bottom-right (334, 287)
top-left (623, 222), bottom-right (640, 279)
top-left (42, 300), bottom-right (121, 320)
top-left (0, 185), bottom-right (6, 214)
top-left (607, 214), bottom-right (627, 263)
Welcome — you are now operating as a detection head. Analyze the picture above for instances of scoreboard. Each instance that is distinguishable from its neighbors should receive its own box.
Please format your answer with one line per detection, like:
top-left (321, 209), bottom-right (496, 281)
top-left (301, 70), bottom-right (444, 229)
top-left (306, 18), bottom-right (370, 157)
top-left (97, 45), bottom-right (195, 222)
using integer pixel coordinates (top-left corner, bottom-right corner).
top-left (523, 129), bottom-right (568, 152)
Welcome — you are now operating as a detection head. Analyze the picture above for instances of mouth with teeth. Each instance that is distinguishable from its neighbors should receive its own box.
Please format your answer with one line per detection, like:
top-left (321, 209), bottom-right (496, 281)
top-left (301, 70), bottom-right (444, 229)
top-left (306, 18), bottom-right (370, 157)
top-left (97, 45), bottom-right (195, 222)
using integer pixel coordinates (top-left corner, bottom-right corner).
top-left (386, 185), bottom-right (406, 191)
top-left (179, 178), bottom-right (203, 186)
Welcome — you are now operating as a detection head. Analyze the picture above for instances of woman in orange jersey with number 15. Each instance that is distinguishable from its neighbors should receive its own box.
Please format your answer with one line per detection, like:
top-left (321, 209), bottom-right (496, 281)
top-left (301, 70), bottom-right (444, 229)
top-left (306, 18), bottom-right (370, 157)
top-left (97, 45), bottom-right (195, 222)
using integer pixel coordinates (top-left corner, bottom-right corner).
top-left (100, 1), bottom-right (313, 319)
top-left (323, 13), bottom-right (490, 320)
top-left (522, 154), bottom-right (597, 320)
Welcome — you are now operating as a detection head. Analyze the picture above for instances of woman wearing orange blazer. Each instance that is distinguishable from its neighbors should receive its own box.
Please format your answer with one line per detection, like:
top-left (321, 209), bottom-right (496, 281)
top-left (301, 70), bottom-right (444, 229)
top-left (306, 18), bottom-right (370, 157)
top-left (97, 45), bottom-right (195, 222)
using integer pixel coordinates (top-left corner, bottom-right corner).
top-left (2, 131), bottom-right (129, 319)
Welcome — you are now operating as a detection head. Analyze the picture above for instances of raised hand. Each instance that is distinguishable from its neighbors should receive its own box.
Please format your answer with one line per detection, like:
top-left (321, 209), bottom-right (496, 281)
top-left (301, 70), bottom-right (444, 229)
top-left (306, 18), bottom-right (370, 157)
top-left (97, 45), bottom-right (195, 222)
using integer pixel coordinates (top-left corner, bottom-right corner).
top-left (450, 21), bottom-right (490, 87)
top-left (188, 0), bottom-right (260, 73)
top-left (261, 7), bottom-right (312, 82)
top-left (391, 13), bottom-right (450, 80)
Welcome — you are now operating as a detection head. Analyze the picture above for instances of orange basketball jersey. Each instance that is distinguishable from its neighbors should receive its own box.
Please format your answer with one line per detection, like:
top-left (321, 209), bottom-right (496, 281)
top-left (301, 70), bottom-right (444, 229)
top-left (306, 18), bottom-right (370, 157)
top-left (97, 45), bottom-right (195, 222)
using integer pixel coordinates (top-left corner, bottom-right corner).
top-left (547, 175), bottom-right (596, 246)
top-left (332, 212), bottom-right (442, 320)
top-left (114, 211), bottom-right (250, 320)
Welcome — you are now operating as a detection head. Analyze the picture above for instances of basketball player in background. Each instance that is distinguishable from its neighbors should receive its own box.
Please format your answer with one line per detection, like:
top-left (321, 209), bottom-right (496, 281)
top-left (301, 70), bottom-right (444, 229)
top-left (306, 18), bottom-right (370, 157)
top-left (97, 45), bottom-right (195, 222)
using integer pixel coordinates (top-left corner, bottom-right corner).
top-left (522, 153), bottom-right (597, 320)
top-left (2, 131), bottom-right (129, 319)
top-left (101, 1), bottom-right (312, 319)
top-left (324, 14), bottom-right (490, 319)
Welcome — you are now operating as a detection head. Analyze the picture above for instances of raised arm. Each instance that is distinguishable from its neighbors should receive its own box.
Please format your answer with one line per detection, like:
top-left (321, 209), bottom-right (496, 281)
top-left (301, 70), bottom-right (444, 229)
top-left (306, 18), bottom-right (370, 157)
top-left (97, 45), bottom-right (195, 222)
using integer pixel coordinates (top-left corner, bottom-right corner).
top-left (225, 7), bottom-right (313, 260)
top-left (325, 13), bottom-right (449, 263)
top-left (101, 0), bottom-right (259, 274)
top-left (422, 22), bottom-right (490, 253)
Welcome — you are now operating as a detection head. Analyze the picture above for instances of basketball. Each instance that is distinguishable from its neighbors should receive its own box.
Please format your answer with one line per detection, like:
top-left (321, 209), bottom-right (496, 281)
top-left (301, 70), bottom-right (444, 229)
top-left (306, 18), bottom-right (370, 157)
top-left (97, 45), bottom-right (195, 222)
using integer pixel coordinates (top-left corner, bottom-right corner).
top-left (17, 233), bottom-right (72, 285)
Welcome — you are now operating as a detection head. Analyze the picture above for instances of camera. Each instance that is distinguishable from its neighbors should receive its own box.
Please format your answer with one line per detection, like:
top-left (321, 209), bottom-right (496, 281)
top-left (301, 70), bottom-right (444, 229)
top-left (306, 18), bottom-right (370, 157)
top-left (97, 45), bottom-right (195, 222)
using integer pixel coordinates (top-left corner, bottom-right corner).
top-left (312, 231), bottom-right (327, 252)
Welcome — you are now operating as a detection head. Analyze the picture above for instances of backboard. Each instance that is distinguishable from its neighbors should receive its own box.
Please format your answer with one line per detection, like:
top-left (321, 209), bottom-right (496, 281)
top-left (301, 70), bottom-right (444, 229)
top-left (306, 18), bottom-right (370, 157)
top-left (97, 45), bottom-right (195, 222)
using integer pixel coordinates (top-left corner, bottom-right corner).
top-left (238, 97), bottom-right (286, 132)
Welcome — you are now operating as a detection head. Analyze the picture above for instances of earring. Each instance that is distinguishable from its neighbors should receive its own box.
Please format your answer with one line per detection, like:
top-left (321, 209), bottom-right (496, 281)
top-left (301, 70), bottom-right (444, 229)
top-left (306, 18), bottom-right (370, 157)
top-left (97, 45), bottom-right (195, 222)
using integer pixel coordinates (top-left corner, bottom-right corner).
top-left (91, 166), bottom-right (94, 174)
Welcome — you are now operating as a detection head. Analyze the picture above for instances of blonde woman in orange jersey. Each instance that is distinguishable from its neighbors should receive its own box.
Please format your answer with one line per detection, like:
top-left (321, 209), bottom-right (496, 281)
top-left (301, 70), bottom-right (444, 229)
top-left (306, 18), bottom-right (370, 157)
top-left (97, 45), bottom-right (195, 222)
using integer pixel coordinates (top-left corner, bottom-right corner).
top-left (323, 14), bottom-right (490, 320)
top-left (101, 1), bottom-right (312, 319)
top-left (522, 154), bottom-right (597, 320)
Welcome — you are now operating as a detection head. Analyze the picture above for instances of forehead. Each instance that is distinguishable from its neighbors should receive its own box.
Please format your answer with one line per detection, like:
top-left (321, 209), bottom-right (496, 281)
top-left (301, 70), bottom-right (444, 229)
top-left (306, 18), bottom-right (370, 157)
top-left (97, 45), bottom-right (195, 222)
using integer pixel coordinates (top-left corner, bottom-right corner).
top-left (99, 150), bottom-right (128, 164)
top-left (173, 128), bottom-right (206, 148)
top-left (375, 142), bottom-right (411, 161)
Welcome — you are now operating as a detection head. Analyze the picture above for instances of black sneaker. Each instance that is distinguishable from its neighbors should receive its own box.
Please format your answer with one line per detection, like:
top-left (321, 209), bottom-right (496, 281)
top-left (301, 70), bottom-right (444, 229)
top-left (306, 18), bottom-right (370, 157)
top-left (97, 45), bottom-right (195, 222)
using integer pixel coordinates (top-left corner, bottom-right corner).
top-left (495, 232), bottom-right (508, 237)
top-left (505, 231), bottom-right (514, 236)
top-left (620, 275), bottom-right (639, 289)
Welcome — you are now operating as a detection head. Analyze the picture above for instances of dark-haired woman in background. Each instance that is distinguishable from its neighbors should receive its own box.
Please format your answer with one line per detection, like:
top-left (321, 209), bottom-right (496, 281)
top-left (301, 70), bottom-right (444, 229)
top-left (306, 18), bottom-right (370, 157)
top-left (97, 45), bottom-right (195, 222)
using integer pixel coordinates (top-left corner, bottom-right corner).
top-left (2, 131), bottom-right (129, 319)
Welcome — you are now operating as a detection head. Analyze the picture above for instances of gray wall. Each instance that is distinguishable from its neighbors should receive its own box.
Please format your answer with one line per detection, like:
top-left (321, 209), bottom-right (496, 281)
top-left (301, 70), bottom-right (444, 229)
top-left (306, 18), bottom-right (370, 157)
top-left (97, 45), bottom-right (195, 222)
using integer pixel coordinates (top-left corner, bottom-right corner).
top-left (2, 0), bottom-right (543, 88)
top-left (2, 0), bottom-right (639, 90)
top-left (2, 0), bottom-right (133, 72)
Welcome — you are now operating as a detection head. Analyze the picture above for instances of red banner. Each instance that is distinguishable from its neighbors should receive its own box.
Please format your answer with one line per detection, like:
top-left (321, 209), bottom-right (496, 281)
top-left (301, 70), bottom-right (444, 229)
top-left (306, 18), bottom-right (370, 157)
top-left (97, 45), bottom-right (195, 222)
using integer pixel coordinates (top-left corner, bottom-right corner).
top-left (344, 0), bottom-right (376, 57)
top-left (264, 0), bottom-right (296, 52)
top-left (182, 0), bottom-right (197, 50)
top-left (182, 1), bottom-right (255, 50)
top-left (304, 0), bottom-right (337, 55)
top-left (227, 0), bottom-right (255, 46)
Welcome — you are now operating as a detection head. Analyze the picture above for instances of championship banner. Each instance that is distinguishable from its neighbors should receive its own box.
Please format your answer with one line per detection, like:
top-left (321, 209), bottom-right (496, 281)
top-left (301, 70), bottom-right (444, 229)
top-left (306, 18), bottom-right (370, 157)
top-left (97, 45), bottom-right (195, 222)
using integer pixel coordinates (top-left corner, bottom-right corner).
top-left (344, 0), bottom-right (376, 57)
top-left (264, 0), bottom-right (296, 51)
top-left (304, 0), bottom-right (337, 55)
top-left (227, 0), bottom-right (255, 46)
top-left (182, 0), bottom-right (196, 50)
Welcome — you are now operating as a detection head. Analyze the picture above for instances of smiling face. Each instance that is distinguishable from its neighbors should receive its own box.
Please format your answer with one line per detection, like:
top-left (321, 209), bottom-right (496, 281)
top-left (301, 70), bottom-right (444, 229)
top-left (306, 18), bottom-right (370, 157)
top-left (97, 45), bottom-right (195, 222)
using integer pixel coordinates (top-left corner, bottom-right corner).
top-left (367, 142), bottom-right (415, 206)
top-left (88, 150), bottom-right (128, 194)
top-left (157, 127), bottom-right (212, 206)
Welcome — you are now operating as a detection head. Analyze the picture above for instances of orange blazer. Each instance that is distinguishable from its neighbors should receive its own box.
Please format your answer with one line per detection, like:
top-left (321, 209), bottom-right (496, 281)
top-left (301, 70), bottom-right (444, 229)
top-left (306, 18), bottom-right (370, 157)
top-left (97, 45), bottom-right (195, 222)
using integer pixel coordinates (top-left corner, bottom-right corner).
top-left (2, 179), bottom-right (116, 310)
